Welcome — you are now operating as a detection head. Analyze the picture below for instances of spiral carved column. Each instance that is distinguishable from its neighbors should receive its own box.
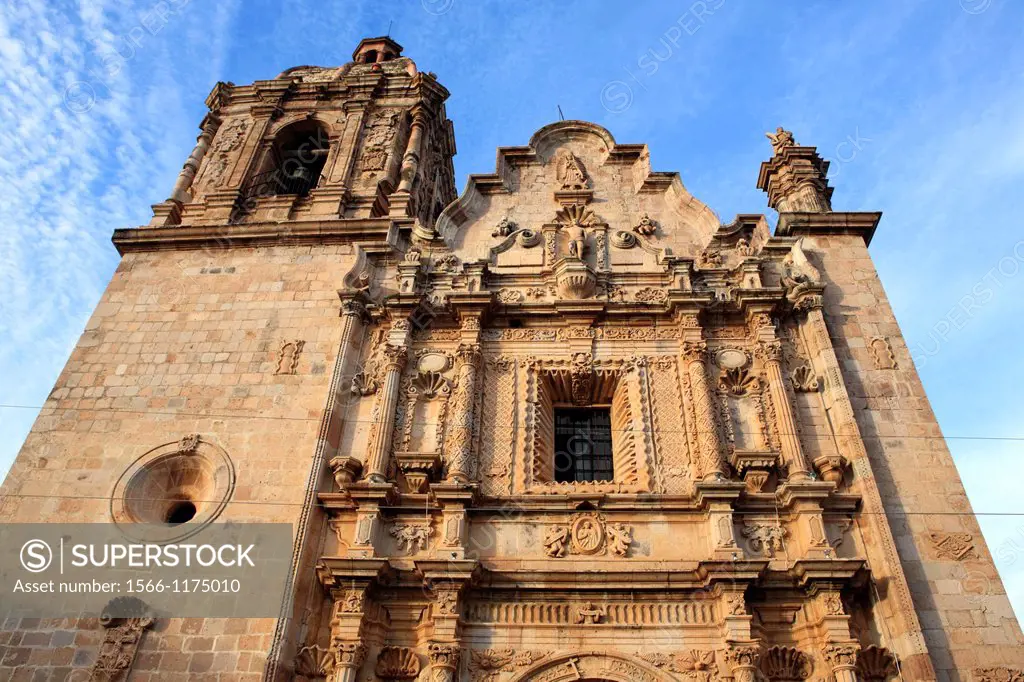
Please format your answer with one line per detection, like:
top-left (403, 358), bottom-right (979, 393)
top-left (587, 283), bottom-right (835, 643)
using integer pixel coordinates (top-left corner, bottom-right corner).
top-left (682, 341), bottom-right (726, 480)
top-left (364, 344), bottom-right (408, 482)
top-left (443, 343), bottom-right (481, 483)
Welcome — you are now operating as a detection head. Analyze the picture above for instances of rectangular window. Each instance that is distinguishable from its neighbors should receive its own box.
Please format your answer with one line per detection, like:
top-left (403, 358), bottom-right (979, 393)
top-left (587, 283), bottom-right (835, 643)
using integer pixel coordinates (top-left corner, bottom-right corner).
top-left (554, 408), bottom-right (614, 483)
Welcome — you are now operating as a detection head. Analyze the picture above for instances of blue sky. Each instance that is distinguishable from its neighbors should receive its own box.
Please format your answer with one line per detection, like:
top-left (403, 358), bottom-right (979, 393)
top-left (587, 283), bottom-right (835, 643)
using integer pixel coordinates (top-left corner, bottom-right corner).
top-left (2, 0), bottom-right (1024, 616)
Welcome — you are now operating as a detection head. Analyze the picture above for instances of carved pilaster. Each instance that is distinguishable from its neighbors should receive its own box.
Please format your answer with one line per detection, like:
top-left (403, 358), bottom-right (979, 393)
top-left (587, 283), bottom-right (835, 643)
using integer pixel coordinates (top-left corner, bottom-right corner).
top-left (755, 338), bottom-right (810, 479)
top-left (364, 343), bottom-right (408, 482)
top-left (331, 642), bottom-right (368, 682)
top-left (427, 643), bottom-right (461, 682)
top-left (443, 343), bottom-right (482, 483)
top-left (89, 600), bottom-right (154, 682)
top-left (681, 341), bottom-right (726, 479)
top-left (822, 643), bottom-right (860, 682)
top-left (724, 644), bottom-right (762, 682)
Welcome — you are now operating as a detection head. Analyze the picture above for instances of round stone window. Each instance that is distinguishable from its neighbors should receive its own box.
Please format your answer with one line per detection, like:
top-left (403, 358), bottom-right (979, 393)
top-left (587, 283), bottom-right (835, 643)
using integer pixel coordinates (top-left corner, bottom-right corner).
top-left (111, 434), bottom-right (235, 542)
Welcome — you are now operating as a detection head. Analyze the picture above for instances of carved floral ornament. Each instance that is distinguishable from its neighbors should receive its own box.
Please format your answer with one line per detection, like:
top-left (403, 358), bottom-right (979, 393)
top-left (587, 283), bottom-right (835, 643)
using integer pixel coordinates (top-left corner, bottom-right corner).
top-left (543, 512), bottom-right (633, 558)
top-left (469, 649), bottom-right (542, 681)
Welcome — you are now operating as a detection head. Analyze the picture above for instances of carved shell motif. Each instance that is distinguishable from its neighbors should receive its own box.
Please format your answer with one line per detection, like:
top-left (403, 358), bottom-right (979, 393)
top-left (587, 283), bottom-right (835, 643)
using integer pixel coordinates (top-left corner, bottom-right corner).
top-left (760, 646), bottom-right (812, 682)
top-left (295, 644), bottom-right (335, 678)
top-left (375, 646), bottom-right (421, 680)
top-left (856, 645), bottom-right (897, 682)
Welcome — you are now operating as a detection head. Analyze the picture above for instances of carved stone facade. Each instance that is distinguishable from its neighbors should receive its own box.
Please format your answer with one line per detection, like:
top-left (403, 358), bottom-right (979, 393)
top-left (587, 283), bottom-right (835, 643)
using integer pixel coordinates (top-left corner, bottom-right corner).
top-left (0, 37), bottom-right (1021, 682)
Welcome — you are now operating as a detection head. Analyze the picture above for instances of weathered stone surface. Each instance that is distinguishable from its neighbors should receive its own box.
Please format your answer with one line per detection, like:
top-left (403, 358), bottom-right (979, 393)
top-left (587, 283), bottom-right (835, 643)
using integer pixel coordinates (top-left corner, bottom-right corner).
top-left (1, 39), bottom-right (1021, 682)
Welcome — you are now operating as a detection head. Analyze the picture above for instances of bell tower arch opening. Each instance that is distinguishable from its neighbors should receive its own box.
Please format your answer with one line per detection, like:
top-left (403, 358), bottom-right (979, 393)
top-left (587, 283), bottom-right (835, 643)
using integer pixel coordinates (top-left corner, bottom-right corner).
top-left (254, 119), bottom-right (330, 197)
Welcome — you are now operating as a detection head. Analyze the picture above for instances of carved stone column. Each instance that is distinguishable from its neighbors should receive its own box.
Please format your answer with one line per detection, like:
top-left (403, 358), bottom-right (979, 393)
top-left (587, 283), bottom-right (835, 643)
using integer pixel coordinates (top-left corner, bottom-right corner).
top-left (793, 293), bottom-right (854, 476)
top-left (822, 643), bottom-right (860, 682)
top-left (443, 343), bottom-right (482, 483)
top-left (724, 644), bottom-right (762, 682)
top-left (427, 643), bottom-right (460, 682)
top-left (364, 343), bottom-right (408, 482)
top-left (682, 341), bottom-right (726, 479)
top-left (754, 337), bottom-right (811, 479)
top-left (169, 115), bottom-right (220, 203)
top-left (332, 642), bottom-right (368, 682)
top-left (397, 104), bottom-right (427, 193)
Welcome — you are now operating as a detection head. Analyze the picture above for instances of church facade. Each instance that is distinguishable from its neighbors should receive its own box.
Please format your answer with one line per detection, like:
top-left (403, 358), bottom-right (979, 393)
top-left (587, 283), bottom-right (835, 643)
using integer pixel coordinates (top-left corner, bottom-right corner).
top-left (2, 36), bottom-right (1023, 682)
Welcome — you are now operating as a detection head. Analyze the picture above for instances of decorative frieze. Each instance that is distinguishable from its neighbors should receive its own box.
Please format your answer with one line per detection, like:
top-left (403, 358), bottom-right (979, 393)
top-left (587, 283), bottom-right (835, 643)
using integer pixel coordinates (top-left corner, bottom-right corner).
top-left (463, 600), bottom-right (717, 626)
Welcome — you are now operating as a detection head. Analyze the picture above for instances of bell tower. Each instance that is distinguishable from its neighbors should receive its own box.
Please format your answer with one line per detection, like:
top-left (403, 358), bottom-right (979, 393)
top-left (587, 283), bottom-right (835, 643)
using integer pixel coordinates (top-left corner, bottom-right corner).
top-left (150, 35), bottom-right (456, 233)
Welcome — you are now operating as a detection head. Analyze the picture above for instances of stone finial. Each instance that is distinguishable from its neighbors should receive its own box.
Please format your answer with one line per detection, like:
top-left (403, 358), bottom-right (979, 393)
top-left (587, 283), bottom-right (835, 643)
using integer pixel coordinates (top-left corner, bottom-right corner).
top-left (757, 129), bottom-right (834, 213)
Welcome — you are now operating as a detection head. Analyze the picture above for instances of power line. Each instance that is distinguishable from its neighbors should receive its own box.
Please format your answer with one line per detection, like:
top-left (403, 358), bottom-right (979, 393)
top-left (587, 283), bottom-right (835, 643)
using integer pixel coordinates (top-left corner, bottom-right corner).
top-left (2, 491), bottom-right (1024, 516)
top-left (1, 402), bottom-right (1022, 443)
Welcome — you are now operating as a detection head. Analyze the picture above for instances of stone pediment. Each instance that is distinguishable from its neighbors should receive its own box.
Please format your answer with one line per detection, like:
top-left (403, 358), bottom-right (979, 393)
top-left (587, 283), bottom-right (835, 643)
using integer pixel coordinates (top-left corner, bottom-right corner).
top-left (435, 120), bottom-right (720, 272)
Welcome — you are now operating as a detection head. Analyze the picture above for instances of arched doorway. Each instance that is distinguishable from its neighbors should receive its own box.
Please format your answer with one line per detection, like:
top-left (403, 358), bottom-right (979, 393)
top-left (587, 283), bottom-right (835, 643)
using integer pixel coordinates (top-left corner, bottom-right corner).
top-left (510, 652), bottom-right (674, 682)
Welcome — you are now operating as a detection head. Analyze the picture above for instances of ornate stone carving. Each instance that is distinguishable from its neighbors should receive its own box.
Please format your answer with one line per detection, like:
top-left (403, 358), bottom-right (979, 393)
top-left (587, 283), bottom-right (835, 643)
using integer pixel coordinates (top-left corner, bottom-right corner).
top-left (766, 126), bottom-right (796, 154)
top-left (497, 288), bottom-right (524, 304)
top-left (634, 213), bottom-right (657, 236)
top-left (375, 646), bottom-right (422, 680)
top-left (699, 250), bottom-right (722, 268)
top-left (869, 337), bottom-right (898, 370)
top-left (930, 532), bottom-right (978, 560)
top-left (781, 238), bottom-right (820, 299)
top-left (818, 591), bottom-right (845, 616)
top-left (610, 229), bottom-right (638, 249)
top-left (492, 216), bottom-right (517, 238)
top-left (724, 646), bottom-right (762, 682)
top-left (335, 642), bottom-right (368, 670)
top-left (634, 287), bottom-right (668, 304)
top-left (760, 646), bottom-right (812, 682)
top-left (428, 642), bottom-right (461, 670)
top-left (176, 433), bottom-right (200, 455)
top-left (821, 643), bottom-right (859, 670)
top-left (340, 589), bottom-right (365, 613)
top-left (976, 669), bottom-right (1024, 682)
top-left (543, 512), bottom-right (633, 558)
top-left (856, 646), bottom-right (897, 682)
top-left (718, 367), bottom-right (760, 396)
top-left (275, 339), bottom-right (305, 374)
top-left (390, 522), bottom-right (433, 553)
top-left (468, 649), bottom-right (540, 681)
top-left (295, 644), bottom-right (335, 679)
top-left (90, 598), bottom-right (154, 681)
top-left (639, 650), bottom-right (716, 680)
top-left (569, 351), bottom-right (594, 405)
top-left (741, 523), bottom-right (787, 557)
top-left (790, 364), bottom-right (820, 392)
top-left (572, 602), bottom-right (606, 624)
top-left (558, 152), bottom-right (589, 190)
top-left (434, 253), bottom-right (460, 273)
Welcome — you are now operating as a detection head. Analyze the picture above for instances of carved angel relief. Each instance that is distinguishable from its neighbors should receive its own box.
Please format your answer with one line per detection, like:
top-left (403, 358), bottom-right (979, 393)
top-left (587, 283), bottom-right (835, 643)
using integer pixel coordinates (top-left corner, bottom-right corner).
top-left (543, 512), bottom-right (633, 558)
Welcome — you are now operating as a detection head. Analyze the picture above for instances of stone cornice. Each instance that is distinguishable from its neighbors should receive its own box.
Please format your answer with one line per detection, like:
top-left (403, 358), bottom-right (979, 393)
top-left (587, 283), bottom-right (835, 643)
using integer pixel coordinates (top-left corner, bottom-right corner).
top-left (775, 211), bottom-right (882, 246)
top-left (111, 218), bottom-right (399, 254)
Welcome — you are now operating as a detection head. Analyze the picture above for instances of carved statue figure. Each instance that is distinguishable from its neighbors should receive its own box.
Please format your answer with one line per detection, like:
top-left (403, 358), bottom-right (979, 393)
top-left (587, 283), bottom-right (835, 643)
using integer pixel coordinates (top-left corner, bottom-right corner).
top-left (634, 213), bottom-right (657, 236)
top-left (543, 525), bottom-right (570, 558)
top-left (492, 216), bottom-right (517, 238)
top-left (606, 523), bottom-right (632, 557)
top-left (560, 152), bottom-right (588, 190)
top-left (737, 237), bottom-right (753, 256)
top-left (565, 223), bottom-right (587, 259)
top-left (766, 126), bottom-right (796, 154)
